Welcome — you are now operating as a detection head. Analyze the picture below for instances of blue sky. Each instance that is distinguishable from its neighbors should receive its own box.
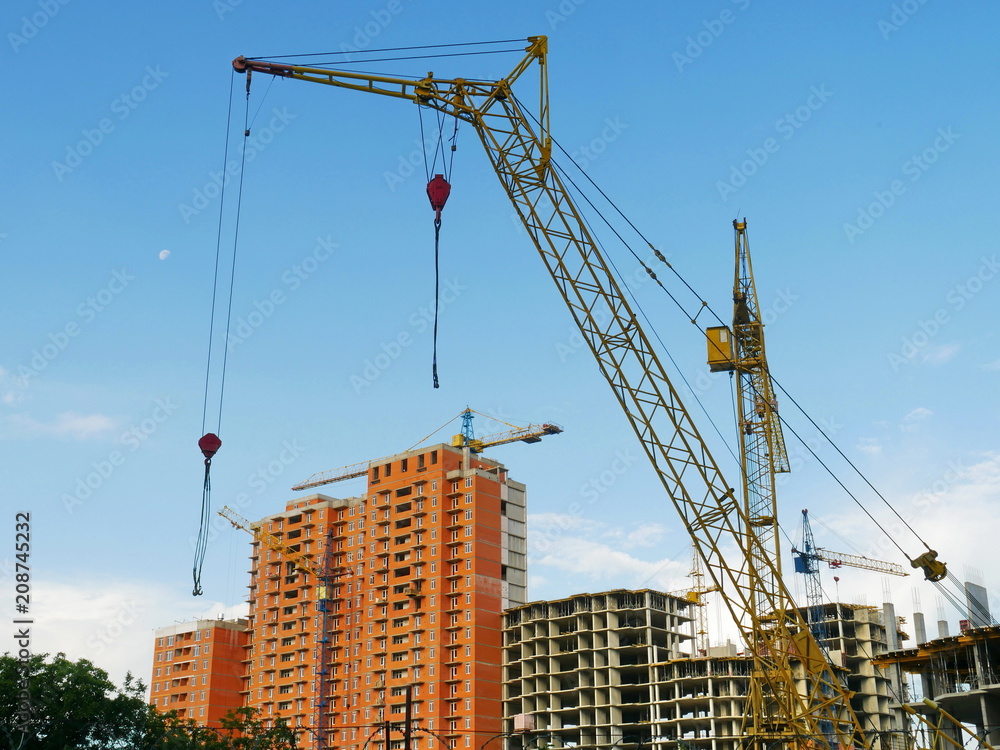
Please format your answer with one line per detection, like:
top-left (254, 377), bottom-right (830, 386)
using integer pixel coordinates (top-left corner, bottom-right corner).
top-left (3, 0), bottom-right (998, 690)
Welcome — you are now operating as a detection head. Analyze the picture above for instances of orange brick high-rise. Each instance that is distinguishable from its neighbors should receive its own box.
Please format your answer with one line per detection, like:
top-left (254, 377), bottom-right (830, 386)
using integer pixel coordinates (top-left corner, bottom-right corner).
top-left (244, 442), bottom-right (529, 750)
top-left (149, 618), bottom-right (248, 726)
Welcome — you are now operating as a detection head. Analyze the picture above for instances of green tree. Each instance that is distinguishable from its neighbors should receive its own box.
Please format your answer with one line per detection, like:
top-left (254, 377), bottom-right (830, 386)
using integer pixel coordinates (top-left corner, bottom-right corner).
top-left (0, 651), bottom-right (149, 748)
top-left (148, 707), bottom-right (298, 749)
top-left (1, 653), bottom-right (298, 748)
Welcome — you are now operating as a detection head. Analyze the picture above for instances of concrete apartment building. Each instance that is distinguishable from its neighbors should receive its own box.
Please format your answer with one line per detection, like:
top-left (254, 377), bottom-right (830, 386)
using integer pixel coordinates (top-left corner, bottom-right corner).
top-left (502, 589), bottom-right (694, 750)
top-left (243, 443), bottom-right (528, 750)
top-left (502, 594), bottom-right (904, 750)
top-left (149, 618), bottom-right (248, 726)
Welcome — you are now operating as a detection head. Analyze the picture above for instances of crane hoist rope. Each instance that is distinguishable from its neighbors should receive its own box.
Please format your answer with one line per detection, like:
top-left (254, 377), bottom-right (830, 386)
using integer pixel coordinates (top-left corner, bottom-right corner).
top-left (419, 100), bottom-right (459, 388)
top-left (192, 74), bottom-right (251, 597)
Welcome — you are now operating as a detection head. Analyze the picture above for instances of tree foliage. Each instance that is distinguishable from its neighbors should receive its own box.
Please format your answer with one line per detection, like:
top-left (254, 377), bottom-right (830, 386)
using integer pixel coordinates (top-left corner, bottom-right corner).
top-left (1, 652), bottom-right (298, 749)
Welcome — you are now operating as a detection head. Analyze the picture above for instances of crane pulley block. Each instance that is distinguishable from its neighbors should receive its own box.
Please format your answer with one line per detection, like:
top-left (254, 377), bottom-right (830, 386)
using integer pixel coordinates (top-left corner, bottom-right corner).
top-left (426, 173), bottom-right (451, 222)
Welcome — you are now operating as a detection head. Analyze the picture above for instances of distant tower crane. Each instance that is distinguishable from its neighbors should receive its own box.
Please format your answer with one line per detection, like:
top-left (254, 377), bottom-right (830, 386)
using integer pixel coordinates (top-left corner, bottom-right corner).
top-left (793, 508), bottom-right (908, 644)
top-left (670, 549), bottom-right (720, 656)
top-left (291, 408), bottom-right (561, 492)
top-left (219, 506), bottom-right (339, 750)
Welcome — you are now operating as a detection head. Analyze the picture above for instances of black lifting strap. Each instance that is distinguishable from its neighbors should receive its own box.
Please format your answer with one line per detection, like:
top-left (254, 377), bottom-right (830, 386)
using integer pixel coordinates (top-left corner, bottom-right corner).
top-left (432, 217), bottom-right (442, 389)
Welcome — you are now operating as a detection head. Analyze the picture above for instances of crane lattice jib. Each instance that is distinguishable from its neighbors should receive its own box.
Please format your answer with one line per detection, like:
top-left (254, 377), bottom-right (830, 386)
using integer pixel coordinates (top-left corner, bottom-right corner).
top-left (233, 38), bottom-right (865, 750)
top-left (815, 549), bottom-right (908, 577)
top-left (731, 220), bottom-right (791, 642)
top-left (218, 505), bottom-right (322, 578)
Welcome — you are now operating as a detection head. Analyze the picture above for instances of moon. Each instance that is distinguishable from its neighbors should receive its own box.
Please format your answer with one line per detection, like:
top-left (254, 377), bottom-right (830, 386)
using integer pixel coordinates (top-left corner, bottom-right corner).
top-left (159, 249), bottom-right (171, 260)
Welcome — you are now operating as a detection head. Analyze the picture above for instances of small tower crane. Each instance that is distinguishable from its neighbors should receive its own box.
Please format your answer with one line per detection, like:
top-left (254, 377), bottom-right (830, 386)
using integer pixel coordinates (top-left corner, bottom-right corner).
top-left (793, 509), bottom-right (908, 644)
top-left (291, 408), bottom-right (561, 491)
top-left (219, 506), bottom-right (339, 750)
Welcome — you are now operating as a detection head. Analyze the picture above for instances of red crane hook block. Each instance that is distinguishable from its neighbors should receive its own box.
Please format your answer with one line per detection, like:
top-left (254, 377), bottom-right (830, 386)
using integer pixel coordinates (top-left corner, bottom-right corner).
top-left (198, 433), bottom-right (222, 462)
top-left (426, 174), bottom-right (451, 222)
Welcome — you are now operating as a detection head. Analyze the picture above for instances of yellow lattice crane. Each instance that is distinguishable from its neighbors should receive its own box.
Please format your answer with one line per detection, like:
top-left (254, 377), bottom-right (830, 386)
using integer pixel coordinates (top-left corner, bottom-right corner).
top-left (218, 505), bottom-right (329, 579)
top-left (669, 549), bottom-right (720, 656)
top-left (232, 37), bottom-right (862, 750)
top-left (231, 37), bottom-right (968, 750)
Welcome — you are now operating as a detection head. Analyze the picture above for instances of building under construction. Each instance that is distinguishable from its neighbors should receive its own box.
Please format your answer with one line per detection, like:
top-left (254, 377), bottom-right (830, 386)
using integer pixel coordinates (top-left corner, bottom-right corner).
top-left (875, 622), bottom-right (1000, 747)
top-left (233, 441), bottom-right (529, 750)
top-left (500, 594), bottom-right (907, 750)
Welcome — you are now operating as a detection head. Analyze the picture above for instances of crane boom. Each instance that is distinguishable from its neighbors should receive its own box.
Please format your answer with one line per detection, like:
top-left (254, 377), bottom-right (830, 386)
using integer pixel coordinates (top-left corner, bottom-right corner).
top-left (234, 37), bottom-right (864, 749)
top-left (219, 505), bottom-right (324, 579)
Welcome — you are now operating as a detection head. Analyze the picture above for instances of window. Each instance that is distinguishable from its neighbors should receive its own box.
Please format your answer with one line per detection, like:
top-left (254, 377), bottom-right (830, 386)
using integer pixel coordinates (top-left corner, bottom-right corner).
top-left (464, 477), bottom-right (472, 488)
top-left (464, 509), bottom-right (472, 520)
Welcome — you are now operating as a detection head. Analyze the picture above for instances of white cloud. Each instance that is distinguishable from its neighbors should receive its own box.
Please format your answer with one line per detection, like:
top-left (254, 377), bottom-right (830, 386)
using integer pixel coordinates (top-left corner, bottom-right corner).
top-left (0, 411), bottom-right (117, 440)
top-left (857, 437), bottom-right (882, 456)
top-left (900, 407), bottom-right (932, 432)
top-left (982, 360), bottom-right (1000, 371)
top-left (533, 535), bottom-right (687, 591)
top-left (921, 343), bottom-right (960, 366)
top-left (29, 577), bottom-right (246, 691)
top-left (0, 366), bottom-right (26, 407)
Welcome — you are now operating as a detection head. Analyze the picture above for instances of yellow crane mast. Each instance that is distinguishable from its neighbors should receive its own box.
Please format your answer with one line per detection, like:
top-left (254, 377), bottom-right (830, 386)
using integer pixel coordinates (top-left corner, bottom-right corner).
top-left (230, 37), bottom-right (883, 749)
top-left (708, 219), bottom-right (789, 609)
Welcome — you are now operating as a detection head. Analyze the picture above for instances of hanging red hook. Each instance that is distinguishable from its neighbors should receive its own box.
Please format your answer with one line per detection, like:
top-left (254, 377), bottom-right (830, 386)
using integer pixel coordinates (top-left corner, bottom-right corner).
top-left (198, 433), bottom-right (222, 463)
top-left (426, 174), bottom-right (451, 223)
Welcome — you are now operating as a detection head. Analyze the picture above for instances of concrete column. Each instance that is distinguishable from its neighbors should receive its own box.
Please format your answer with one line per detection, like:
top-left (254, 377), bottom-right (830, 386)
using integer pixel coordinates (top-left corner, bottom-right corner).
top-left (913, 612), bottom-right (927, 644)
